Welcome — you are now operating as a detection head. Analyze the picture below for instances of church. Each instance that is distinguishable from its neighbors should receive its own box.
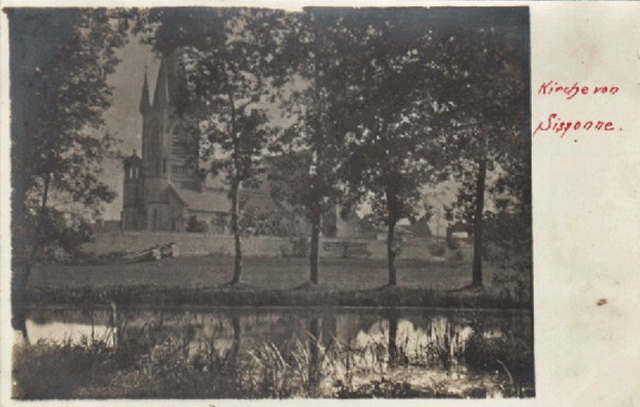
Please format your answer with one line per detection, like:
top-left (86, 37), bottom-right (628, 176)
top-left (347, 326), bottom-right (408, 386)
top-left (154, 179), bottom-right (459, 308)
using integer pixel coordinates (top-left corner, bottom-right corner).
top-left (120, 51), bottom-right (362, 237)
top-left (120, 51), bottom-right (302, 234)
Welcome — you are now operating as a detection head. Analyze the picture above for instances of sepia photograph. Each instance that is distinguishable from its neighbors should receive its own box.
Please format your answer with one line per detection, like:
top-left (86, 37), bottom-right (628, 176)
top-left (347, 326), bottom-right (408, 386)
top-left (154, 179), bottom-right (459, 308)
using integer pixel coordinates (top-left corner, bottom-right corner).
top-left (6, 6), bottom-right (532, 400)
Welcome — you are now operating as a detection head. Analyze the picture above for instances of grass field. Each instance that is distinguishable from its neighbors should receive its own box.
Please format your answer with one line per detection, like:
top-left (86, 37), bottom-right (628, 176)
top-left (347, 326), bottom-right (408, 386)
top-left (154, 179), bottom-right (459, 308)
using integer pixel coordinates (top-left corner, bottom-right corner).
top-left (30, 256), bottom-right (495, 291)
top-left (26, 256), bottom-right (528, 308)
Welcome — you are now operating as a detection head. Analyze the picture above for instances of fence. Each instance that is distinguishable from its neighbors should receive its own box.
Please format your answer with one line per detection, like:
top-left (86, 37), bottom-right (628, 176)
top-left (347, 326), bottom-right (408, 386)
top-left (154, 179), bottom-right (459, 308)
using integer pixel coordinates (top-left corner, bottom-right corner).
top-left (83, 232), bottom-right (448, 261)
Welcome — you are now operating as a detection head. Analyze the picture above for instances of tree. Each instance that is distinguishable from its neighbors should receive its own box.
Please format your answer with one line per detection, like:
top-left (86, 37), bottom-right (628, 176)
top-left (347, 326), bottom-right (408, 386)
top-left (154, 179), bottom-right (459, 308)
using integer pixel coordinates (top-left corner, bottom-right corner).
top-left (338, 9), bottom-right (449, 286)
top-left (145, 8), bottom-right (289, 285)
top-left (347, 124), bottom-right (446, 287)
top-left (268, 10), bottom-right (356, 285)
top-left (8, 8), bottom-right (129, 334)
top-left (435, 15), bottom-right (530, 288)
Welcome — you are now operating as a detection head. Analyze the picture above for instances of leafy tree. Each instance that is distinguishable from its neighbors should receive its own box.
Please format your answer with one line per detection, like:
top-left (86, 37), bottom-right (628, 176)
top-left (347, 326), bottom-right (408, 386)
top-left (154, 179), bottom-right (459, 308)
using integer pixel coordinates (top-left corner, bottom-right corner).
top-left (8, 8), bottom-right (129, 334)
top-left (144, 8), bottom-right (290, 285)
top-left (436, 16), bottom-right (530, 287)
top-left (268, 10), bottom-right (356, 285)
top-left (338, 9), bottom-right (449, 286)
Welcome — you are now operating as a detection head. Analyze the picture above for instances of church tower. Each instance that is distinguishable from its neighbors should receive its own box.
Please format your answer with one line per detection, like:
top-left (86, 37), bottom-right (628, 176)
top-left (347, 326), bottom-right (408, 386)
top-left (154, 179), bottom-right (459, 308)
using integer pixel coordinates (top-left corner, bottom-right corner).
top-left (138, 50), bottom-right (202, 230)
top-left (121, 150), bottom-right (144, 230)
top-left (122, 49), bottom-right (296, 233)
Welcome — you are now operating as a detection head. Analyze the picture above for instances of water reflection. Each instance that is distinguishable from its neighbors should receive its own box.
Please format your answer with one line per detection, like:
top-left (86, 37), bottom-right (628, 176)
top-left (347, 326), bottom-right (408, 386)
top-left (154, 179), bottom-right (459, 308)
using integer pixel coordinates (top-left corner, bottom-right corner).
top-left (19, 306), bottom-right (534, 398)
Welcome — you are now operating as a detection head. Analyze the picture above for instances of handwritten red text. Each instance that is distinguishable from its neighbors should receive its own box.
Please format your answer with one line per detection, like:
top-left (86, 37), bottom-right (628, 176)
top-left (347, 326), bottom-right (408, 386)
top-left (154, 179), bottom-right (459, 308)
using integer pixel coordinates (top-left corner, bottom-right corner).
top-left (538, 80), bottom-right (619, 100)
top-left (533, 113), bottom-right (619, 137)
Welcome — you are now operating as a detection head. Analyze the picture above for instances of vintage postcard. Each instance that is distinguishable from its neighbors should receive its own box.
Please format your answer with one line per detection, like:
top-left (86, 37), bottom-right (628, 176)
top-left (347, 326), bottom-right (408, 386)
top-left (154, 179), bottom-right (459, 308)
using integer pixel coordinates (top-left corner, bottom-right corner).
top-left (0, 1), bottom-right (638, 407)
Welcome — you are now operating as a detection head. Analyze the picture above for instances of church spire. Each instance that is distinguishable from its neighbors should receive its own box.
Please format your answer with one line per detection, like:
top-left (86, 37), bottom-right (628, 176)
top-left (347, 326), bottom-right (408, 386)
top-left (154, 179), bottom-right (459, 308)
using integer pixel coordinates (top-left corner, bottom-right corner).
top-left (152, 51), bottom-right (176, 109)
top-left (139, 69), bottom-right (151, 114)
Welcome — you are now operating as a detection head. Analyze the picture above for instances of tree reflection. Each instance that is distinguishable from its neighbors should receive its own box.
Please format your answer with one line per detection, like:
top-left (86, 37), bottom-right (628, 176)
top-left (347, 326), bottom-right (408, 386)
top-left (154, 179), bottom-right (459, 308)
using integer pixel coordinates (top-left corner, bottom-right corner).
top-left (308, 317), bottom-right (320, 395)
top-left (388, 316), bottom-right (399, 366)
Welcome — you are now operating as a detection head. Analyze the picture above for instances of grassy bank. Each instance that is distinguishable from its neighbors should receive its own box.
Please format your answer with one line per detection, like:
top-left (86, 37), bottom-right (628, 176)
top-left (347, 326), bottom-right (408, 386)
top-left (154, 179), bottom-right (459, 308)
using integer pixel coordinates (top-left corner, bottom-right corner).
top-left (26, 284), bottom-right (526, 309)
top-left (26, 255), bottom-right (530, 308)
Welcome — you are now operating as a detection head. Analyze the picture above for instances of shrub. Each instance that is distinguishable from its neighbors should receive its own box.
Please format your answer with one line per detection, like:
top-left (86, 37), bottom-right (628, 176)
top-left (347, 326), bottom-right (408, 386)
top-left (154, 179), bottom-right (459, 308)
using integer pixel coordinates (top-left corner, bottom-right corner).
top-left (448, 248), bottom-right (465, 262)
top-left (446, 236), bottom-right (460, 251)
top-left (428, 242), bottom-right (446, 257)
top-left (463, 325), bottom-right (534, 397)
top-left (186, 216), bottom-right (208, 233)
top-left (290, 237), bottom-right (309, 258)
top-left (13, 339), bottom-right (114, 399)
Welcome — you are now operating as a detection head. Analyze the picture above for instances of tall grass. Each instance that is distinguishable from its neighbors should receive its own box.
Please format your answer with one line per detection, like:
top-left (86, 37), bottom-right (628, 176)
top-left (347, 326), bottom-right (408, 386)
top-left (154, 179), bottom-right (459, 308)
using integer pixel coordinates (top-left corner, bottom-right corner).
top-left (14, 314), bottom-right (533, 399)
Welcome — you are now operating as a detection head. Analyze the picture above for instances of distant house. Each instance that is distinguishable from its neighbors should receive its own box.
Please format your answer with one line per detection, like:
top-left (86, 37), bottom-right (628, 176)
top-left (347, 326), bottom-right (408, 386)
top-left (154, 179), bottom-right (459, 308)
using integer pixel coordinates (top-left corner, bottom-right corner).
top-left (402, 218), bottom-right (433, 239)
top-left (375, 218), bottom-right (433, 241)
top-left (447, 222), bottom-right (472, 245)
top-left (322, 206), bottom-right (377, 239)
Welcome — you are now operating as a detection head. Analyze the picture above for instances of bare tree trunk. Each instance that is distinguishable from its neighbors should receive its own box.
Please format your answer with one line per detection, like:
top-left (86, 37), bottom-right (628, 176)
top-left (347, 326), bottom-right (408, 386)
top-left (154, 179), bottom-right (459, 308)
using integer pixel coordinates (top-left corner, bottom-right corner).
top-left (12, 173), bottom-right (51, 341)
top-left (229, 181), bottom-right (242, 285)
top-left (309, 207), bottom-right (322, 284)
top-left (384, 185), bottom-right (400, 286)
top-left (387, 218), bottom-right (398, 286)
top-left (472, 156), bottom-right (487, 287)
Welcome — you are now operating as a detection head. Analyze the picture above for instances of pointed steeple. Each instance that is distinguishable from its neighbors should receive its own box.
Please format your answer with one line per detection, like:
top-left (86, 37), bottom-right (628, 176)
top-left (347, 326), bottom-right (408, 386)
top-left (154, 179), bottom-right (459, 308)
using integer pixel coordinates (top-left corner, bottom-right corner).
top-left (152, 52), bottom-right (174, 109)
top-left (139, 69), bottom-right (151, 114)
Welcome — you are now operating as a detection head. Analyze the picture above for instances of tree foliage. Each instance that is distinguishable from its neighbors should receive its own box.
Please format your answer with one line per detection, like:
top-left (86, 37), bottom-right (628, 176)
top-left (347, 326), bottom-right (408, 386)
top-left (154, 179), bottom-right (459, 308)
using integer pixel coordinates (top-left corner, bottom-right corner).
top-left (8, 8), bottom-right (130, 331)
top-left (268, 10), bottom-right (360, 284)
top-left (335, 9), bottom-right (451, 285)
top-left (135, 7), bottom-right (531, 289)
top-left (435, 18), bottom-right (530, 286)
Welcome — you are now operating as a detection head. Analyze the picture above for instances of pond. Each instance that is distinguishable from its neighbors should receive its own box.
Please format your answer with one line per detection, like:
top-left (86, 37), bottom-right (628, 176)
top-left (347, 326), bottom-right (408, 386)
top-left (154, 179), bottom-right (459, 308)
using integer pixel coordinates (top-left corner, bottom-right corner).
top-left (15, 306), bottom-right (534, 399)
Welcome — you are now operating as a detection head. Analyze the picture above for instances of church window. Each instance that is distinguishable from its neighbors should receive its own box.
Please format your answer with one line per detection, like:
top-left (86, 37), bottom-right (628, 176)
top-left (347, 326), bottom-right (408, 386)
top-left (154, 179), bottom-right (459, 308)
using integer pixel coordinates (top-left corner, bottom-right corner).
top-left (163, 158), bottom-right (167, 174)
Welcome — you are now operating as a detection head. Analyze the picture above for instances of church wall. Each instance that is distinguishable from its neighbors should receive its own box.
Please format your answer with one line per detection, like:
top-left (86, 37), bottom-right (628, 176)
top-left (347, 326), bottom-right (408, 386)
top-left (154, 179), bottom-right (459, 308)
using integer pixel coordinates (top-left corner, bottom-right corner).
top-left (143, 180), bottom-right (168, 207)
top-left (123, 181), bottom-right (142, 208)
top-left (121, 208), bottom-right (138, 230)
top-left (146, 203), bottom-right (173, 232)
top-left (167, 191), bottom-right (187, 232)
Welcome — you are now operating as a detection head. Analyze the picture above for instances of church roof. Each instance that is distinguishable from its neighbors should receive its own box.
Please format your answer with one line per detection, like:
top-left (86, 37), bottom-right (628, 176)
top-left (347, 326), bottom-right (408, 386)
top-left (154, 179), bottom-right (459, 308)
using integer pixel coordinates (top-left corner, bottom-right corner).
top-left (403, 219), bottom-right (433, 237)
top-left (169, 185), bottom-right (230, 213)
top-left (240, 190), bottom-right (293, 215)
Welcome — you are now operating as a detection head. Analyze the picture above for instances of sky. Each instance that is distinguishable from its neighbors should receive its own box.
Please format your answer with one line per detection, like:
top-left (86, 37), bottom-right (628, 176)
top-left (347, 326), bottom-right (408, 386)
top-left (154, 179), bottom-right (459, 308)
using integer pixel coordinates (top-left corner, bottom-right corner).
top-left (102, 36), bottom-right (159, 220)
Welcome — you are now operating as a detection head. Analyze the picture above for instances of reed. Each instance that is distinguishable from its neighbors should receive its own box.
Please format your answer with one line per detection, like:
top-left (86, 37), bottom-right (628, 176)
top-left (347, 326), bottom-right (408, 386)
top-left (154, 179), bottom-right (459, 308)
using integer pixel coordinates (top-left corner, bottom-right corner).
top-left (13, 322), bottom-right (533, 399)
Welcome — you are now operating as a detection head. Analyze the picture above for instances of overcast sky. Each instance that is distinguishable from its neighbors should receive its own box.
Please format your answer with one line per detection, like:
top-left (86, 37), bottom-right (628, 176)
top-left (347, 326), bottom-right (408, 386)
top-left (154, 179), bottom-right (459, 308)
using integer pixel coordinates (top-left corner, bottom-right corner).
top-left (102, 36), bottom-right (159, 220)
